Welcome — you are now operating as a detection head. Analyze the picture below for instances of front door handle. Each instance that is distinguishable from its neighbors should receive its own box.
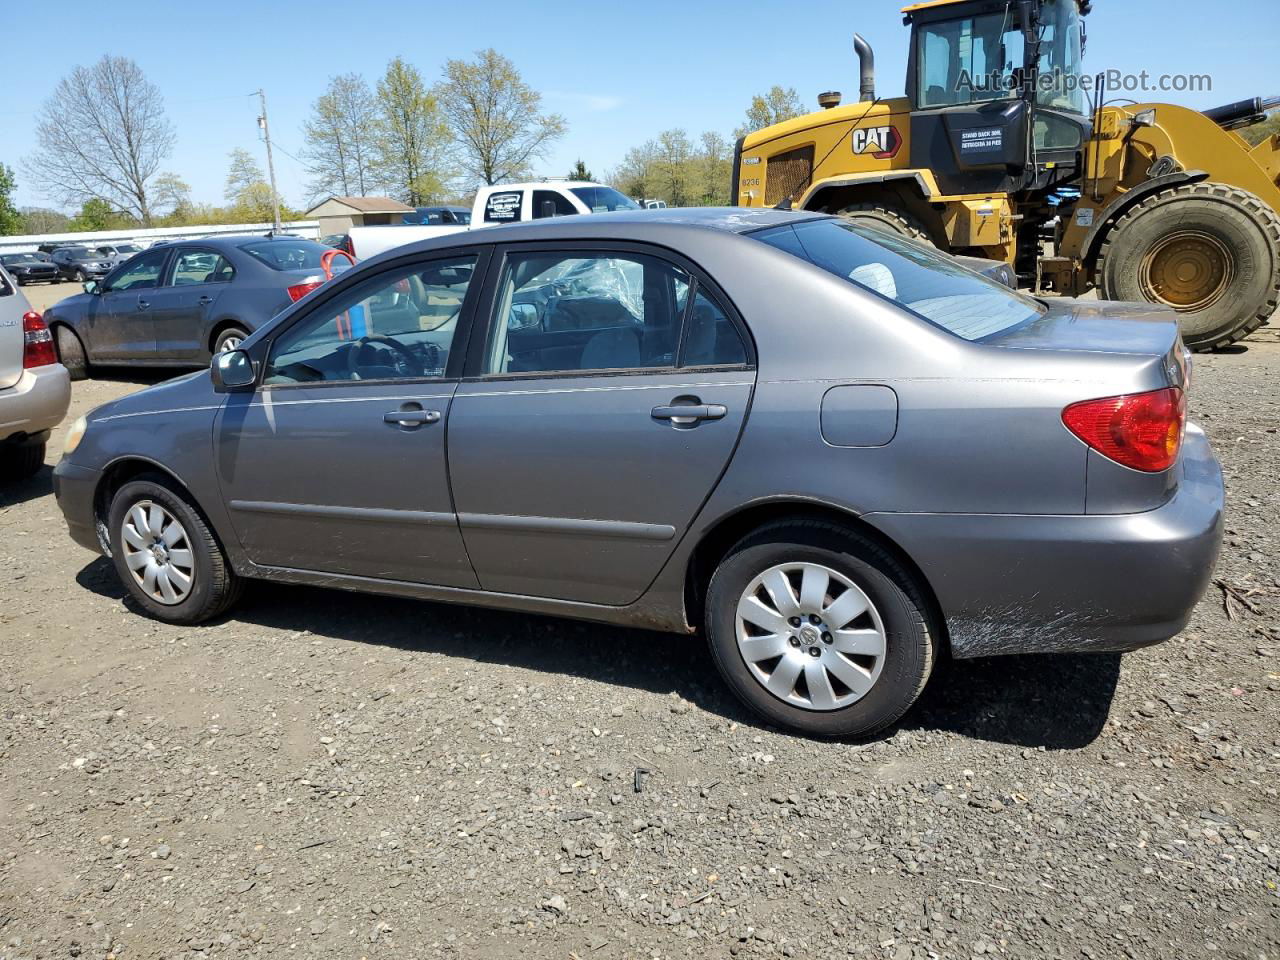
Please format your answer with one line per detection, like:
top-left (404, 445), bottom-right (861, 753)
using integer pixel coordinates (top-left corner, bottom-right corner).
top-left (383, 408), bottom-right (441, 427)
top-left (137, 298), bottom-right (150, 310)
top-left (651, 402), bottom-right (728, 424)
top-left (198, 295), bottom-right (214, 305)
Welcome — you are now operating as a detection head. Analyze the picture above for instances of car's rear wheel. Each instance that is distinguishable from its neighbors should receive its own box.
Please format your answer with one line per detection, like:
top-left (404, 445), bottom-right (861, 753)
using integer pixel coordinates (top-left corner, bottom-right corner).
top-left (705, 520), bottom-right (935, 738)
top-left (107, 476), bottom-right (243, 624)
top-left (213, 326), bottom-right (249, 354)
top-left (3, 442), bottom-right (46, 480)
top-left (54, 326), bottom-right (88, 381)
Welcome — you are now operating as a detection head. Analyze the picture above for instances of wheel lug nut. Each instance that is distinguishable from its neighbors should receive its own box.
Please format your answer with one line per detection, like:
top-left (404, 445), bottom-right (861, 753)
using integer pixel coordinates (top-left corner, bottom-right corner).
top-left (807, 647), bottom-right (821, 658)
top-left (788, 617), bottom-right (802, 628)
top-left (788, 636), bottom-right (801, 647)
top-left (808, 614), bottom-right (821, 625)
top-left (822, 632), bottom-right (833, 644)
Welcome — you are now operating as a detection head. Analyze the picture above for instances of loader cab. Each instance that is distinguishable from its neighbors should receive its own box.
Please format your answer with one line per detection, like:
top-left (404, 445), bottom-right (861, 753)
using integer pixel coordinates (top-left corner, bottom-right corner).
top-left (904, 0), bottom-right (1092, 194)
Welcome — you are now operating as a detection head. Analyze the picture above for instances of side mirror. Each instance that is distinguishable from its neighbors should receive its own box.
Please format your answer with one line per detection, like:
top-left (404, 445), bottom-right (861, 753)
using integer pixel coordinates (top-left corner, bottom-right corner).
top-left (210, 349), bottom-right (256, 392)
top-left (83, 280), bottom-right (100, 295)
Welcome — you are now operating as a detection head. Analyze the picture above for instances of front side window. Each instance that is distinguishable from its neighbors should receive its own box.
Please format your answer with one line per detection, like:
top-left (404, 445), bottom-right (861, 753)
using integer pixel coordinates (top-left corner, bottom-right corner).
top-left (754, 218), bottom-right (1043, 341)
top-left (265, 256), bottom-right (476, 385)
top-left (484, 252), bottom-right (689, 375)
top-left (917, 12), bottom-right (1023, 107)
top-left (107, 250), bottom-right (168, 291)
top-left (173, 251), bottom-right (234, 284)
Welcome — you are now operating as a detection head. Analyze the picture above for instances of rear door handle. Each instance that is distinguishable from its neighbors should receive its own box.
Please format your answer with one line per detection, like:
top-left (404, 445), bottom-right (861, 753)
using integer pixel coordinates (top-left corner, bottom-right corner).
top-left (383, 408), bottom-right (441, 427)
top-left (651, 403), bottom-right (728, 424)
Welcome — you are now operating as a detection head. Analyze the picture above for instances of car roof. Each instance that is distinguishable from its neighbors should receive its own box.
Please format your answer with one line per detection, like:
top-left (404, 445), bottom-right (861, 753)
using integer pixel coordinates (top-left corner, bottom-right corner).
top-left (392, 207), bottom-right (825, 259)
top-left (164, 235), bottom-right (324, 250)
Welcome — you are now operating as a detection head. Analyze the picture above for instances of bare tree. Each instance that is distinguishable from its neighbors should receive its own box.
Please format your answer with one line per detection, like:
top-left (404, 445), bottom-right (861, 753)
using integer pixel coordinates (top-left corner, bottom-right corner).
top-left (301, 73), bottom-right (379, 201)
top-left (734, 86), bottom-right (804, 139)
top-left (436, 50), bottom-right (566, 186)
top-left (24, 56), bottom-right (175, 225)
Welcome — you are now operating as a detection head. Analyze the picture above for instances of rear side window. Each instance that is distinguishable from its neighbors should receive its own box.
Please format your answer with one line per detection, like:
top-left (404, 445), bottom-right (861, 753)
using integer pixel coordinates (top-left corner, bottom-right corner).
top-left (532, 190), bottom-right (578, 219)
top-left (173, 251), bottom-right (234, 285)
top-left (239, 240), bottom-right (329, 271)
top-left (754, 218), bottom-right (1044, 340)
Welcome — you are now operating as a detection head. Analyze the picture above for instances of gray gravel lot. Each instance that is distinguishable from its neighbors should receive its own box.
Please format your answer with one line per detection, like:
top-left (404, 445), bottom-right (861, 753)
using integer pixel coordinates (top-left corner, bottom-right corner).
top-left (1, 284), bottom-right (1277, 960)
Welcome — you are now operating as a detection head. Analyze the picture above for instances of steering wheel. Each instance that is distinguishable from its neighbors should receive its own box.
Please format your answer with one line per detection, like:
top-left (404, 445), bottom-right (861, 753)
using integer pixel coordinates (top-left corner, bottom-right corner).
top-left (345, 335), bottom-right (421, 380)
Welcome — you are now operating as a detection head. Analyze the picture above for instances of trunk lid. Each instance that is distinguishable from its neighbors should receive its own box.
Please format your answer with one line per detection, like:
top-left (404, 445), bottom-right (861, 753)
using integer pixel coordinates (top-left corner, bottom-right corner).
top-left (0, 269), bottom-right (28, 390)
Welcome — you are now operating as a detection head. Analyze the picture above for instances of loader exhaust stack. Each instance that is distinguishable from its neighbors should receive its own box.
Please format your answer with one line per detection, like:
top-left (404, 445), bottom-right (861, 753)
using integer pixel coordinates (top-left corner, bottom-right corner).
top-left (854, 34), bottom-right (876, 102)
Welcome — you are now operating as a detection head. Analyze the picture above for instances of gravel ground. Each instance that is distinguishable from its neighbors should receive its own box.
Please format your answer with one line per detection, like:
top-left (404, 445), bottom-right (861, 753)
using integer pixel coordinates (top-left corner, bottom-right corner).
top-left (1, 290), bottom-right (1277, 959)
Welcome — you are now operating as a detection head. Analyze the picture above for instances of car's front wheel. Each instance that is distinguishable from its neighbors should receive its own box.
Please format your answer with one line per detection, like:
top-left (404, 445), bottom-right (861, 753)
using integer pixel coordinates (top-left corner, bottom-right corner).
top-left (74, 268), bottom-right (86, 282)
top-left (213, 326), bottom-right (249, 354)
top-left (705, 521), bottom-right (936, 738)
top-left (107, 476), bottom-right (243, 624)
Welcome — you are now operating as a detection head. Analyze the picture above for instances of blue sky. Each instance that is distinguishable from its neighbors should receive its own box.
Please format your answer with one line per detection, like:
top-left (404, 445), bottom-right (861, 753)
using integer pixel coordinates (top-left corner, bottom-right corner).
top-left (3, 0), bottom-right (1277, 211)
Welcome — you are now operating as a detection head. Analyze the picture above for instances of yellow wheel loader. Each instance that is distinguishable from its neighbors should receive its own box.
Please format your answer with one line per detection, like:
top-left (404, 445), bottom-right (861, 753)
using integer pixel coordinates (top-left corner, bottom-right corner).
top-left (732, 0), bottom-right (1280, 350)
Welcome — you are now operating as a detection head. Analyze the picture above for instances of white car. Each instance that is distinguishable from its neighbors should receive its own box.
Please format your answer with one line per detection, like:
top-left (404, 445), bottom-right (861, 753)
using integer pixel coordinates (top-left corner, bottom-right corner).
top-left (0, 265), bottom-right (71, 479)
top-left (348, 181), bottom-right (642, 259)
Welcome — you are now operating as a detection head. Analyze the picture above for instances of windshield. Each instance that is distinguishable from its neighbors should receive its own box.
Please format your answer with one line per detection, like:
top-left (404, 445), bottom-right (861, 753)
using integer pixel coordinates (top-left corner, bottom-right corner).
top-left (916, 1), bottom-right (1085, 114)
top-left (754, 218), bottom-right (1044, 341)
top-left (60, 247), bottom-right (91, 258)
top-left (569, 186), bottom-right (640, 213)
top-left (238, 239), bottom-right (330, 271)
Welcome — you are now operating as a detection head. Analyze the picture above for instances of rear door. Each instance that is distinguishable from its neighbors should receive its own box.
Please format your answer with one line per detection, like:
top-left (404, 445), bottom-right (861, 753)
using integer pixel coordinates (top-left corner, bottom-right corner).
top-left (448, 242), bottom-right (755, 605)
top-left (0, 268), bottom-right (25, 389)
top-left (152, 247), bottom-right (234, 361)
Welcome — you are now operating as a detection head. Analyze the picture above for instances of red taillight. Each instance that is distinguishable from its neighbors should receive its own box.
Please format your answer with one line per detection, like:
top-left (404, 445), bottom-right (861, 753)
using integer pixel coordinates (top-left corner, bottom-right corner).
top-left (286, 278), bottom-right (324, 302)
top-left (22, 312), bottom-right (58, 369)
top-left (1062, 387), bottom-right (1186, 473)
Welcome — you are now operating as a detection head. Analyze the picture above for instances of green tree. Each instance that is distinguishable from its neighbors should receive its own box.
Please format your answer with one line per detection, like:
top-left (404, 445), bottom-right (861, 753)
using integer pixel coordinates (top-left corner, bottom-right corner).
top-left (1240, 111), bottom-right (1280, 146)
top-left (152, 172), bottom-right (192, 219)
top-left (374, 58), bottom-right (453, 204)
top-left (567, 159), bottom-right (594, 182)
top-left (19, 207), bottom-right (70, 234)
top-left (734, 86), bottom-right (804, 139)
top-left (697, 132), bottom-right (733, 205)
top-left (0, 163), bottom-right (21, 235)
top-left (302, 73), bottom-right (380, 200)
top-left (653, 129), bottom-right (695, 207)
top-left (69, 198), bottom-right (119, 231)
top-left (225, 148), bottom-right (265, 204)
top-left (436, 49), bottom-right (566, 186)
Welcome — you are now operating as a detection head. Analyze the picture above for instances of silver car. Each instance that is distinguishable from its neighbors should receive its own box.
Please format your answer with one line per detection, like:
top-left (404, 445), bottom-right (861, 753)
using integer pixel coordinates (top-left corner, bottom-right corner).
top-left (52, 210), bottom-right (1223, 737)
top-left (1, 265), bottom-right (71, 479)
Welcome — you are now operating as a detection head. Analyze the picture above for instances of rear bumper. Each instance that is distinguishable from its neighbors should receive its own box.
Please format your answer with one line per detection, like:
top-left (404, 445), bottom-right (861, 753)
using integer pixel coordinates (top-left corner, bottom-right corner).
top-left (863, 423), bottom-right (1224, 658)
top-left (52, 458), bottom-right (104, 554)
top-left (0, 363), bottom-right (71, 444)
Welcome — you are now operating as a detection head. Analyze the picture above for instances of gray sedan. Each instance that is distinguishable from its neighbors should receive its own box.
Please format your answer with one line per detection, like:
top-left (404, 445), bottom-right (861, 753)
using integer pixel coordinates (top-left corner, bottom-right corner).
top-left (42, 236), bottom-right (345, 380)
top-left (52, 210), bottom-right (1224, 738)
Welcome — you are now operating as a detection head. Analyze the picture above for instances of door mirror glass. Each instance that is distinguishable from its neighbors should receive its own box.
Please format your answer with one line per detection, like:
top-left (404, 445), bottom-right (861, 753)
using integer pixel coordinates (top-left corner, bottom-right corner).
top-left (83, 280), bottom-right (100, 295)
top-left (211, 349), bottom-right (255, 391)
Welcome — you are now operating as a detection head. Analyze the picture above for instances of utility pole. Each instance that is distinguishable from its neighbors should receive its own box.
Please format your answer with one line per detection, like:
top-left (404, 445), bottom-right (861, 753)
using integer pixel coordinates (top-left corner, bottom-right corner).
top-left (256, 89), bottom-right (283, 233)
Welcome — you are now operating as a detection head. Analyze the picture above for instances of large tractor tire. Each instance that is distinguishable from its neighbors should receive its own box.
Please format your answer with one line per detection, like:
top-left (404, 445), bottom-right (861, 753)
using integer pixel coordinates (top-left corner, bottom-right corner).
top-left (835, 203), bottom-right (937, 247)
top-left (1096, 182), bottom-right (1280, 351)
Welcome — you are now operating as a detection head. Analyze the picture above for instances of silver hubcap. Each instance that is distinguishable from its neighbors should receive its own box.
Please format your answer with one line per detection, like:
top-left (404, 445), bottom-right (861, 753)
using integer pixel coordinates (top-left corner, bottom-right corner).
top-left (735, 561), bottom-right (886, 712)
top-left (121, 500), bottom-right (195, 605)
top-left (220, 334), bottom-right (243, 351)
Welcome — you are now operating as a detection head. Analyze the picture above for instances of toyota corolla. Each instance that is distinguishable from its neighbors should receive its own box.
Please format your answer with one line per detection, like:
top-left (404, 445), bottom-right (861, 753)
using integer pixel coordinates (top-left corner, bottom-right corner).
top-left (52, 209), bottom-right (1223, 738)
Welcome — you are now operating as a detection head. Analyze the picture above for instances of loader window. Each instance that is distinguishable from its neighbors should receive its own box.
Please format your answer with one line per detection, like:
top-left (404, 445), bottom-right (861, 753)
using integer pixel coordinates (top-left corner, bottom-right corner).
top-left (916, 13), bottom-right (1023, 107)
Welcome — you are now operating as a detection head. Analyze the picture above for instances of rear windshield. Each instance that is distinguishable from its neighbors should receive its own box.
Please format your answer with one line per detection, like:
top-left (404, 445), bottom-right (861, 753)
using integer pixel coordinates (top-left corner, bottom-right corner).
top-left (753, 218), bottom-right (1043, 340)
top-left (238, 239), bottom-right (330, 271)
top-left (569, 186), bottom-right (640, 213)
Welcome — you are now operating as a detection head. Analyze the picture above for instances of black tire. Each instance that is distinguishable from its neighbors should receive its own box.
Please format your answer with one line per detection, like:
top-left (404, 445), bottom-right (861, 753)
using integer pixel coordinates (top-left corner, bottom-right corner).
top-left (54, 325), bottom-right (88, 381)
top-left (3, 442), bottom-right (45, 480)
top-left (705, 520), bottom-right (936, 739)
top-left (107, 476), bottom-right (243, 624)
top-left (834, 202), bottom-right (937, 246)
top-left (1097, 182), bottom-right (1280, 351)
top-left (74, 268), bottom-right (86, 282)
top-left (212, 326), bottom-right (250, 355)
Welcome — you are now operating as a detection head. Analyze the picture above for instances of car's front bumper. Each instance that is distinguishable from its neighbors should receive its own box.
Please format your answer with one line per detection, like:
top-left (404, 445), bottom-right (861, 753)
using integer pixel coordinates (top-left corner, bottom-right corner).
top-left (863, 423), bottom-right (1225, 658)
top-left (52, 458), bottom-right (104, 553)
top-left (0, 363), bottom-right (71, 445)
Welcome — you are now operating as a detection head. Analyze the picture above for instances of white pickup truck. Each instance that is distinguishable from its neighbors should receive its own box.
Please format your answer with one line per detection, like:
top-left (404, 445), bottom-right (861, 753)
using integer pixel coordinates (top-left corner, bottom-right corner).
top-left (348, 181), bottom-right (642, 259)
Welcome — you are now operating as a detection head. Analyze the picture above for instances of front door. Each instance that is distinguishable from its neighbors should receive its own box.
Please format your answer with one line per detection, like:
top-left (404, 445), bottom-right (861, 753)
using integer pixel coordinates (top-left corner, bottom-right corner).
top-left (214, 252), bottom-right (484, 586)
top-left (448, 244), bottom-right (756, 605)
top-left (92, 249), bottom-right (171, 363)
